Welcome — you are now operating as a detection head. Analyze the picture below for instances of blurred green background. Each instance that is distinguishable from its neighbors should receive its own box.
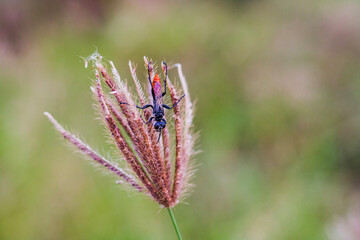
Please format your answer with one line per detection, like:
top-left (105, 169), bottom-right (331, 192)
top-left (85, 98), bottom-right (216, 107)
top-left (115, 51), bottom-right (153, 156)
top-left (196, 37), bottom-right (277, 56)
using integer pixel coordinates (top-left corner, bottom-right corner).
top-left (1, 0), bottom-right (360, 239)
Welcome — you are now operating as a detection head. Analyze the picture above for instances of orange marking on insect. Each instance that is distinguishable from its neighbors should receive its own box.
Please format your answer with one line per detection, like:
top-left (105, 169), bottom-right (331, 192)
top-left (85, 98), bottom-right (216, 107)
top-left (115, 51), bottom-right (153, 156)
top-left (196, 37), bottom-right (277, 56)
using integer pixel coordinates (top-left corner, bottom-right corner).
top-left (152, 74), bottom-right (161, 88)
top-left (152, 74), bottom-right (162, 99)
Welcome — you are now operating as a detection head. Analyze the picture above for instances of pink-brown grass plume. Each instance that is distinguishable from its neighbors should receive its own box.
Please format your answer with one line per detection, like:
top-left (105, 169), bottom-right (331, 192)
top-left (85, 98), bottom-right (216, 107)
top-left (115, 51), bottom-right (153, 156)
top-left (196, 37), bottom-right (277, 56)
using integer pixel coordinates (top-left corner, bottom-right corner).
top-left (44, 51), bottom-right (197, 208)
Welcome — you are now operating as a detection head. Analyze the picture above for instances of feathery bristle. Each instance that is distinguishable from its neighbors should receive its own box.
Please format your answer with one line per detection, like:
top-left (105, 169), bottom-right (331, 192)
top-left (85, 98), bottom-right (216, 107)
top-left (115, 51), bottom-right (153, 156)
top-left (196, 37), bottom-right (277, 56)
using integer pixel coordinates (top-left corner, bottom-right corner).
top-left (43, 112), bottom-right (144, 192)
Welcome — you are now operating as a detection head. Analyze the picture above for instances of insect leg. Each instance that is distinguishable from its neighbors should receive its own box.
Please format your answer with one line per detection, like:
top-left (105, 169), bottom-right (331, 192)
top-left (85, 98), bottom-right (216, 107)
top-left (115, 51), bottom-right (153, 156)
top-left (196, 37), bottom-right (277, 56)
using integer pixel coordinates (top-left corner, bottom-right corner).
top-left (139, 115), bottom-right (146, 123)
top-left (115, 100), bottom-right (129, 105)
top-left (161, 61), bottom-right (168, 97)
top-left (163, 94), bottom-right (185, 109)
top-left (146, 116), bottom-right (154, 124)
top-left (136, 104), bottom-right (153, 110)
top-left (147, 61), bottom-right (156, 101)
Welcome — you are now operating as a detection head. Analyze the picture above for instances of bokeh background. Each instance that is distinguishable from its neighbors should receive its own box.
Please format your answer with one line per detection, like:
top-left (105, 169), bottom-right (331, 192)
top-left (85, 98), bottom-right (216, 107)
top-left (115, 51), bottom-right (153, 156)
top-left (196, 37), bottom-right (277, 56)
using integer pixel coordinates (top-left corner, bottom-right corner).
top-left (1, 0), bottom-right (360, 239)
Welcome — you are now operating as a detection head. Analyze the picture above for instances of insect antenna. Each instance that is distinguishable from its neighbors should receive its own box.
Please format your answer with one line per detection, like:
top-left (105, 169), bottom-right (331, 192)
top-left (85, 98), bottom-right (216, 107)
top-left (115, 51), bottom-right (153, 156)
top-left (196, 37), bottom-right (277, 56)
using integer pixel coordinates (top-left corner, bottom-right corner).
top-left (157, 129), bottom-right (162, 143)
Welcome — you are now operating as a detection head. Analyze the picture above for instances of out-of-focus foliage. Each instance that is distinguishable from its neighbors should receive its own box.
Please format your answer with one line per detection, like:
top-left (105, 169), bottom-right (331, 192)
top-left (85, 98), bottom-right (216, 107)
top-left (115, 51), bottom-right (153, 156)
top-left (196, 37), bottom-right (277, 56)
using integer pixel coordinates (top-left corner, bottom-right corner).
top-left (1, 0), bottom-right (360, 239)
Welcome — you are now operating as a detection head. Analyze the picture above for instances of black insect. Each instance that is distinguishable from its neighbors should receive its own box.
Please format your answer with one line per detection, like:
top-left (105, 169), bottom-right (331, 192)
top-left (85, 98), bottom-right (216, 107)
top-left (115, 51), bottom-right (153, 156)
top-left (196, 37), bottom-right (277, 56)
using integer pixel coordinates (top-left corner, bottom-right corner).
top-left (136, 61), bottom-right (184, 142)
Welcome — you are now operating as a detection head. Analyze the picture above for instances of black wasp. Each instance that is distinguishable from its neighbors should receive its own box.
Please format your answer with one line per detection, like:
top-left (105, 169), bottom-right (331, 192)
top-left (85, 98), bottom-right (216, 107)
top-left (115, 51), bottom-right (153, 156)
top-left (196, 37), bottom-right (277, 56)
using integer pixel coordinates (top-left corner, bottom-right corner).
top-left (136, 61), bottom-right (184, 142)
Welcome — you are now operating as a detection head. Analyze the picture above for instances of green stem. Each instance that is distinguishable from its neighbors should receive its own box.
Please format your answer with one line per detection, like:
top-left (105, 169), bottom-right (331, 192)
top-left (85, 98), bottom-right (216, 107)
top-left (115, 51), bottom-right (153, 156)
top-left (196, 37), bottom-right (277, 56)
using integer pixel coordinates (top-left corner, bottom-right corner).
top-left (167, 208), bottom-right (183, 240)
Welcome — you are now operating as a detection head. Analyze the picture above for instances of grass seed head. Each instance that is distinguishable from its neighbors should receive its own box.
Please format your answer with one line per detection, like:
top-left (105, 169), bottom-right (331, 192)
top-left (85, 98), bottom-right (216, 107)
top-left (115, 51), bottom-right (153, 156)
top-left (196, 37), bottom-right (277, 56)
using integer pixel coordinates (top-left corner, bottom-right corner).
top-left (45, 52), bottom-right (197, 207)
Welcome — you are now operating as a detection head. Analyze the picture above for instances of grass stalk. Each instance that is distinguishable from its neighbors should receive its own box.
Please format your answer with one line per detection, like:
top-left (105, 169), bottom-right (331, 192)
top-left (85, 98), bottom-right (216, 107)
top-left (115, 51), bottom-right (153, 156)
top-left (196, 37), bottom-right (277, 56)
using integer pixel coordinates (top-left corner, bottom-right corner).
top-left (167, 208), bottom-right (182, 240)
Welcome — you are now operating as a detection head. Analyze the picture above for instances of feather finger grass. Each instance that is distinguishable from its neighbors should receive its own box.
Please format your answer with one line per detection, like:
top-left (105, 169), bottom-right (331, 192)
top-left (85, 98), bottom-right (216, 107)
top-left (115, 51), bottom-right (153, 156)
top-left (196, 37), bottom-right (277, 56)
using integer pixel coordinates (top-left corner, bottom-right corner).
top-left (45, 51), bottom-right (197, 239)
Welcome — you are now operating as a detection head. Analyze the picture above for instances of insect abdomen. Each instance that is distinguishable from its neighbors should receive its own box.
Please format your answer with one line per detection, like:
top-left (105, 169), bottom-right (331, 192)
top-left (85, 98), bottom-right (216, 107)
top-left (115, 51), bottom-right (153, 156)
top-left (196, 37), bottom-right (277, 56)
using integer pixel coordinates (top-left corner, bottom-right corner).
top-left (152, 74), bottom-right (162, 99)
